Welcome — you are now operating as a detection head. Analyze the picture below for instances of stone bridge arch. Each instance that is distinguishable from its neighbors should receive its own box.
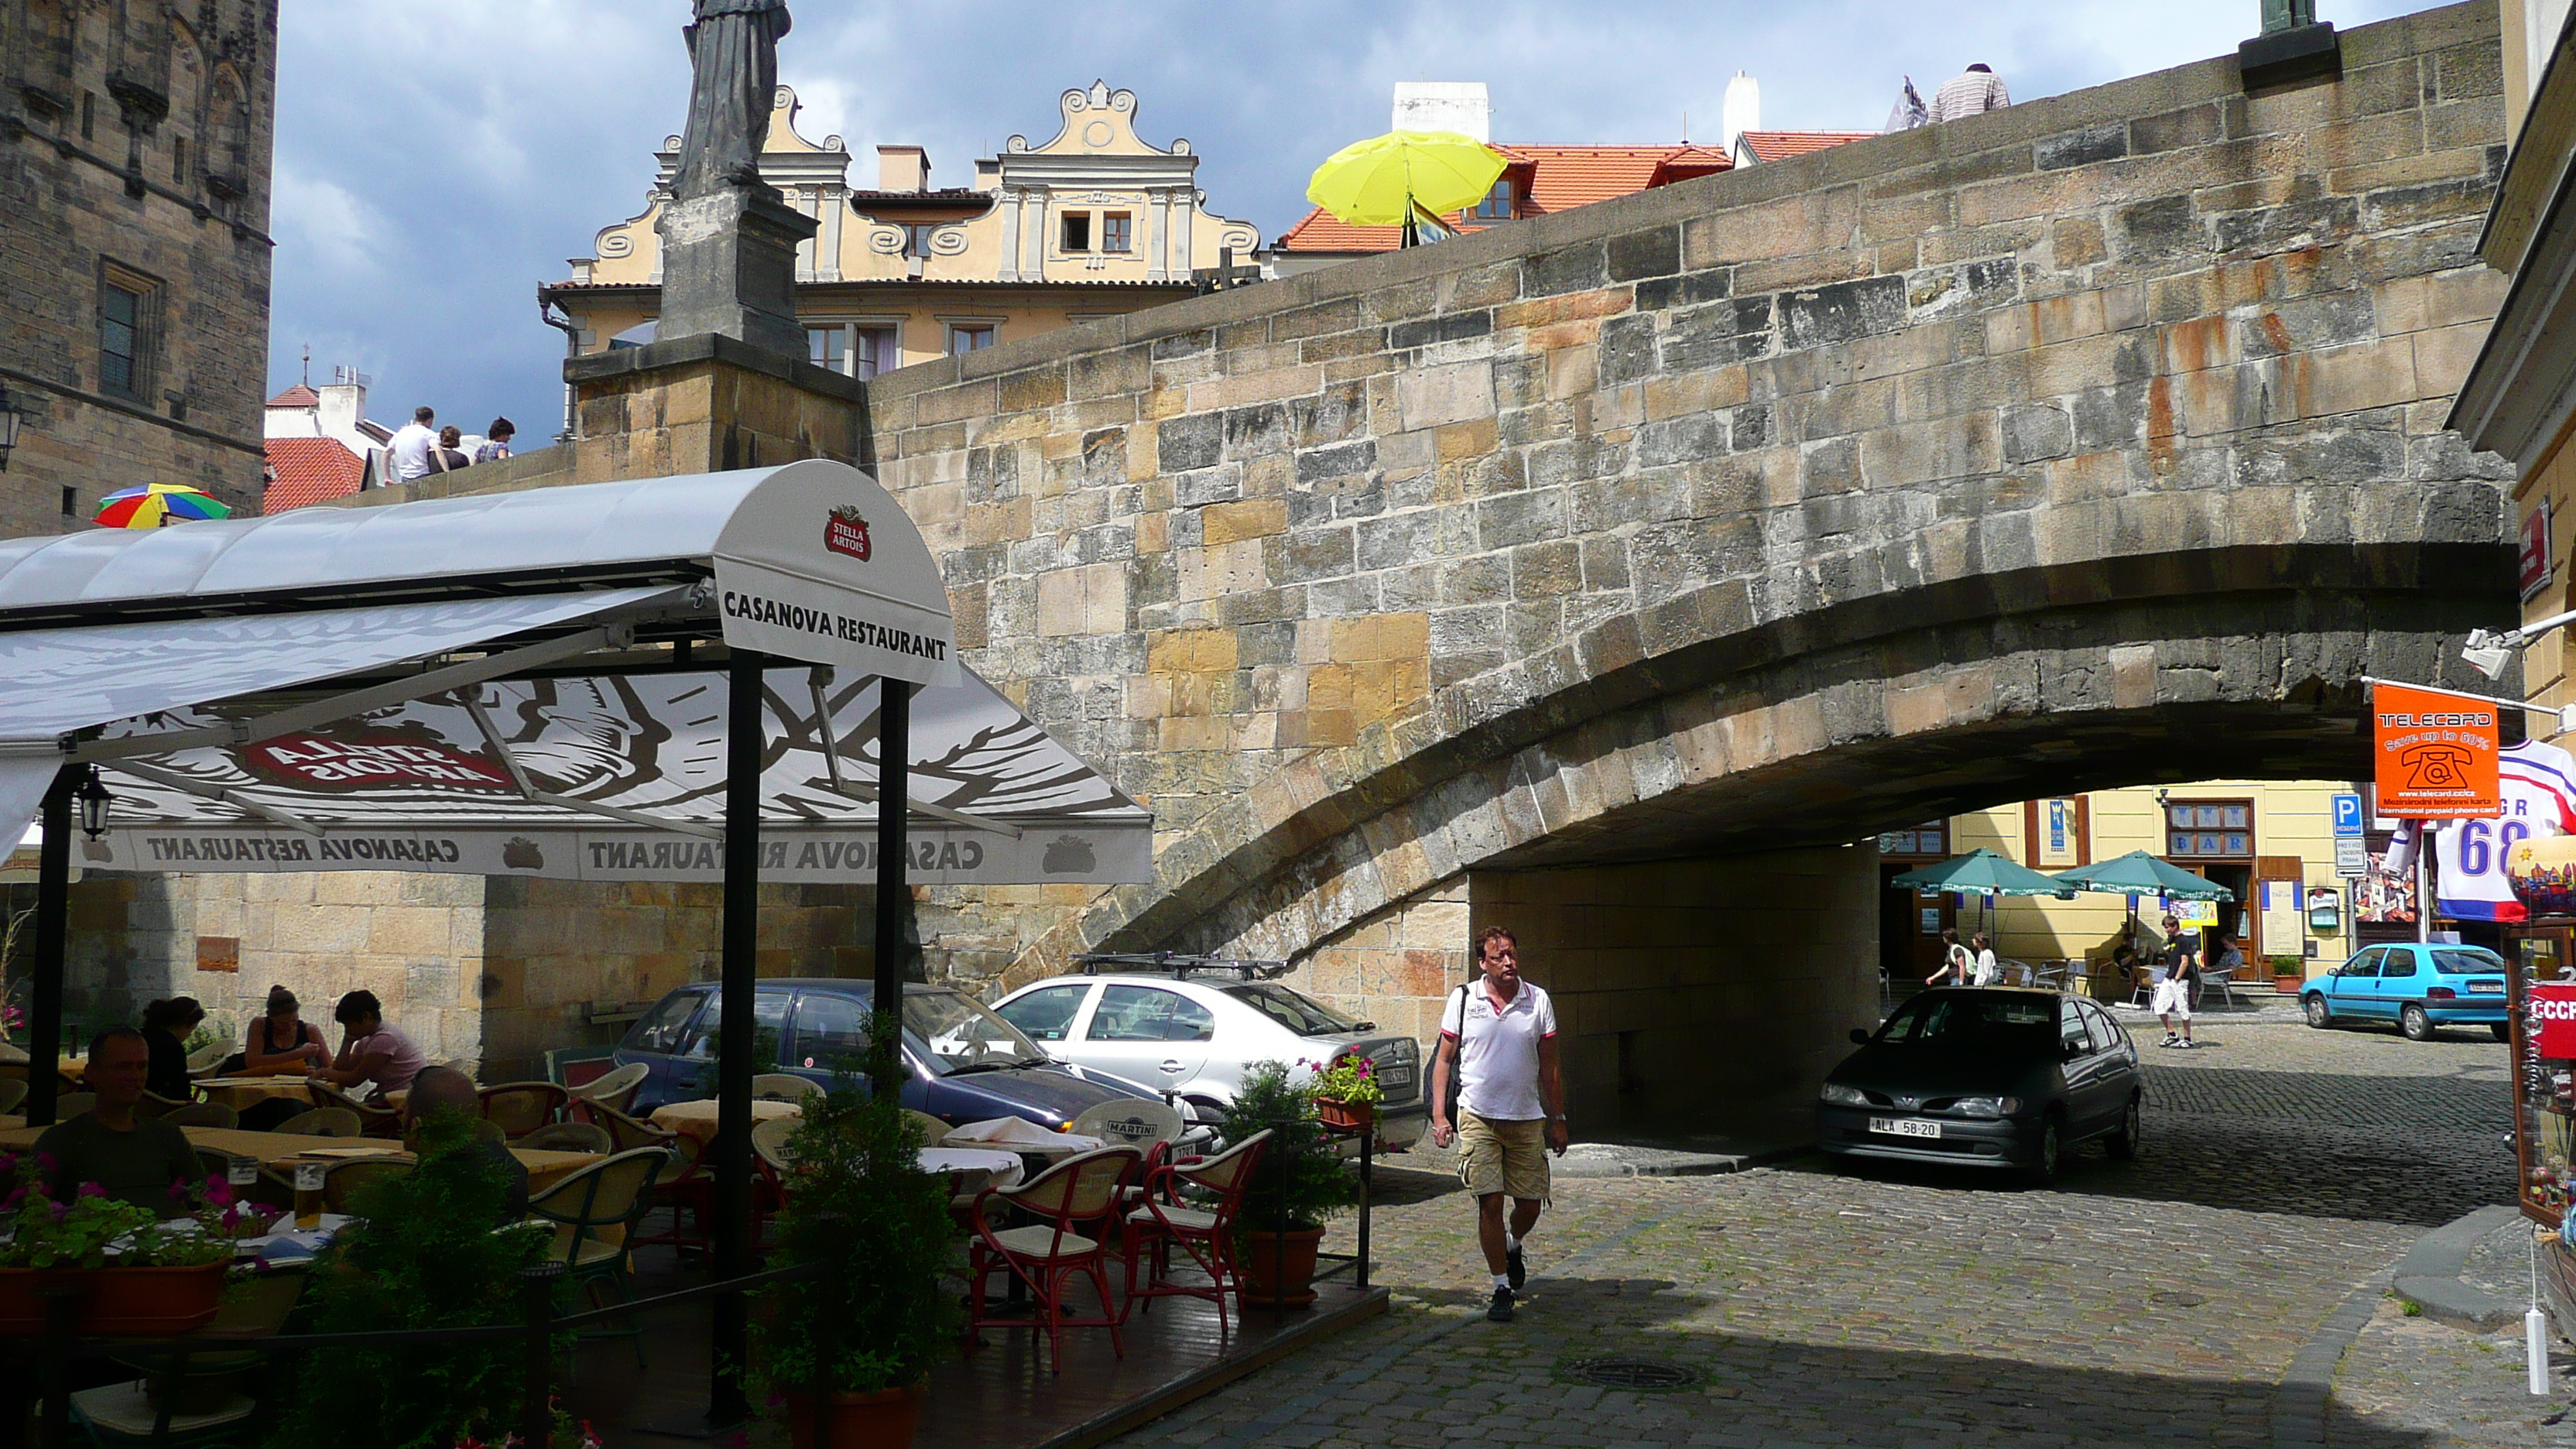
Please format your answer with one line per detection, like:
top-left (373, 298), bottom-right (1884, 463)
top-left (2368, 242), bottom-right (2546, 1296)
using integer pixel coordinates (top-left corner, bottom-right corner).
top-left (868, 3), bottom-right (2518, 1118)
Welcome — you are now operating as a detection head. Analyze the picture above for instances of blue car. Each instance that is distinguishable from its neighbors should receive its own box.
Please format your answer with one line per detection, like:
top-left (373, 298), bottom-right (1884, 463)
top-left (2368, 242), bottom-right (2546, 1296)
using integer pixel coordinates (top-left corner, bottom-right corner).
top-left (614, 978), bottom-right (1162, 1124)
top-left (2301, 944), bottom-right (2512, 1042)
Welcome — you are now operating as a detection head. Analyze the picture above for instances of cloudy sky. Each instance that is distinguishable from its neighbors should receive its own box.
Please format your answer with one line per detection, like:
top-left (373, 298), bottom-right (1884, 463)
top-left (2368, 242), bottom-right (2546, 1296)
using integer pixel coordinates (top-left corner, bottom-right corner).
top-left (269, 1), bottom-right (2426, 437)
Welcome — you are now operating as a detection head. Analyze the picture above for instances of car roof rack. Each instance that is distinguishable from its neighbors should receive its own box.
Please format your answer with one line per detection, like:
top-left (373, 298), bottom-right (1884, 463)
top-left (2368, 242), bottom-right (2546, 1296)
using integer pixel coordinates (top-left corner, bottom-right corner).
top-left (1071, 951), bottom-right (1290, 981)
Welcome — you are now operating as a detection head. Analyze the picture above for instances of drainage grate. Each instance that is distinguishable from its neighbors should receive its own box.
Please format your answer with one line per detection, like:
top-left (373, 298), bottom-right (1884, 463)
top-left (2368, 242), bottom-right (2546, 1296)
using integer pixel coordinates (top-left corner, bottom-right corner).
top-left (1564, 1358), bottom-right (1702, 1391)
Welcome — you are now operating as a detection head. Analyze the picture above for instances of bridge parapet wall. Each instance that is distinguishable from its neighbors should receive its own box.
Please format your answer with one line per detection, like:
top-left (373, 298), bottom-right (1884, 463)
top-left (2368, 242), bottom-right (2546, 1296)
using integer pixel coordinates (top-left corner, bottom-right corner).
top-left (873, 2), bottom-right (2514, 986)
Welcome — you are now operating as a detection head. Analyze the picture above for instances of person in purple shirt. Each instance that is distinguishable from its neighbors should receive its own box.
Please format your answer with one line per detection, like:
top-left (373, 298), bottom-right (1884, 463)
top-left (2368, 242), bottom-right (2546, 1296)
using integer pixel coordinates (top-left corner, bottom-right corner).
top-left (310, 990), bottom-right (429, 1105)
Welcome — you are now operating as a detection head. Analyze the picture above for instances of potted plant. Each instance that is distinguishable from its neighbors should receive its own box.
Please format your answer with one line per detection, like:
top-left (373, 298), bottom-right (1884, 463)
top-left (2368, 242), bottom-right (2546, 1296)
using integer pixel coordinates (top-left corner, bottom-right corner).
top-left (2268, 954), bottom-right (2305, 993)
top-left (0, 1153), bottom-right (236, 1334)
top-left (1219, 1061), bottom-right (1356, 1310)
top-left (752, 1057), bottom-right (954, 1449)
top-left (265, 1112), bottom-right (553, 1449)
top-left (1303, 1053), bottom-right (1385, 1130)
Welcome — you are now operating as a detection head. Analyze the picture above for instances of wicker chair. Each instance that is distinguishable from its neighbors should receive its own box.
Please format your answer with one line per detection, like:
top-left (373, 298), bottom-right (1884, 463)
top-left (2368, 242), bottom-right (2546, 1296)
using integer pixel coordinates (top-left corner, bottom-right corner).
top-left (965, 1146), bottom-right (1143, 1373)
top-left (307, 1081), bottom-right (403, 1138)
top-left (133, 1090), bottom-right (194, 1119)
top-left (564, 1061), bottom-right (648, 1117)
top-left (904, 1108), bottom-right (954, 1148)
top-left (520, 1121), bottom-right (613, 1155)
top-left (526, 1148), bottom-right (668, 1365)
top-left (1123, 1129), bottom-right (1271, 1335)
top-left (0, 1078), bottom-right (26, 1115)
top-left (271, 1107), bottom-right (362, 1139)
top-left (476, 1081), bottom-right (569, 1138)
top-left (750, 1074), bottom-right (821, 1104)
top-left (321, 1157), bottom-right (413, 1214)
top-left (163, 1101), bottom-right (239, 1129)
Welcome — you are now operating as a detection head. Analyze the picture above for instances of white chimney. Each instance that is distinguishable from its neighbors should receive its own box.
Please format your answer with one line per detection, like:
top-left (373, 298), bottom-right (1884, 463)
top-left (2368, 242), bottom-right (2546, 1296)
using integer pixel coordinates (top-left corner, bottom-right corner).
top-left (1720, 71), bottom-right (1760, 152)
top-left (1392, 82), bottom-right (1489, 141)
top-left (877, 145), bottom-right (929, 192)
top-left (317, 380), bottom-right (365, 445)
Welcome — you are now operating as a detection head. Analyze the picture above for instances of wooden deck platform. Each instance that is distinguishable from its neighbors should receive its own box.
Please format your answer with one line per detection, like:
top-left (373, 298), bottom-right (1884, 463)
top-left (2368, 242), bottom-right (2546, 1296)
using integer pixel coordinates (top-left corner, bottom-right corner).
top-left (577, 1247), bottom-right (1386, 1447)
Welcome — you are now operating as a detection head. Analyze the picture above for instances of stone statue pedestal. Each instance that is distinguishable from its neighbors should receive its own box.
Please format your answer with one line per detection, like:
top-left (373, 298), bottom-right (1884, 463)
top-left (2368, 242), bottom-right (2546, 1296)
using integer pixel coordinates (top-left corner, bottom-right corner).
top-left (654, 187), bottom-right (816, 358)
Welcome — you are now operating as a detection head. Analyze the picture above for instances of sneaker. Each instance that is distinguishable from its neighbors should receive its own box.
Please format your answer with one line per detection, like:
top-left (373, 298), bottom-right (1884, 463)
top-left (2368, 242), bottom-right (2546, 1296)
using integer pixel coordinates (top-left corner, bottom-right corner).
top-left (1487, 1287), bottom-right (1516, 1323)
top-left (1506, 1241), bottom-right (1526, 1291)
top-left (2159, 1033), bottom-right (2179, 1046)
top-left (2175, 1039), bottom-right (2197, 1049)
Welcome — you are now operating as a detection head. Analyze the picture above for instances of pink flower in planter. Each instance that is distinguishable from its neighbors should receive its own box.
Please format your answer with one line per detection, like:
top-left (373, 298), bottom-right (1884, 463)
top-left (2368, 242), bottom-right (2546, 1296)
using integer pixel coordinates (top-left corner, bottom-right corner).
top-left (76, 1181), bottom-right (105, 1199)
top-left (202, 1175), bottom-right (234, 1208)
top-left (34, 1153), bottom-right (58, 1173)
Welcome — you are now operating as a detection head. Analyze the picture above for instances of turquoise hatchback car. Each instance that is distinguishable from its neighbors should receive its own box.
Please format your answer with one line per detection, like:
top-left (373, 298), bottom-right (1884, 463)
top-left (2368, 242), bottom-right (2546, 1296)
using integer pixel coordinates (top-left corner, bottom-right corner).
top-left (2301, 943), bottom-right (2511, 1042)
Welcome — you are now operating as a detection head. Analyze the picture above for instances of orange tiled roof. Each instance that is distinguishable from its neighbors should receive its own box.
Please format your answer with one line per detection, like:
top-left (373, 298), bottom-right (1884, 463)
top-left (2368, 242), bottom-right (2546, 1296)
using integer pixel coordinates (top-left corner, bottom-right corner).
top-left (1273, 142), bottom-right (1732, 254)
top-left (1734, 130), bottom-right (1876, 163)
top-left (262, 437), bottom-right (365, 514)
top-left (265, 383), bottom-right (320, 409)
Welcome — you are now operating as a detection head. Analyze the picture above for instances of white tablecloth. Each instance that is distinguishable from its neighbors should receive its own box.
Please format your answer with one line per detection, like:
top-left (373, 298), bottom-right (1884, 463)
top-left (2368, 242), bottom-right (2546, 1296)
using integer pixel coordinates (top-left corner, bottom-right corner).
top-left (919, 1146), bottom-right (1023, 1190)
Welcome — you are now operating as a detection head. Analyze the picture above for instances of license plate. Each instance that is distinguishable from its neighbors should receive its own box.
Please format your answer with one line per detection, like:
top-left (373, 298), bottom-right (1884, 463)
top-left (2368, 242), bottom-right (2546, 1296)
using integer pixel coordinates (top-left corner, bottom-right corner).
top-left (1379, 1067), bottom-right (1414, 1090)
top-left (1869, 1118), bottom-right (1942, 1139)
top-left (2468, 982), bottom-right (2503, 994)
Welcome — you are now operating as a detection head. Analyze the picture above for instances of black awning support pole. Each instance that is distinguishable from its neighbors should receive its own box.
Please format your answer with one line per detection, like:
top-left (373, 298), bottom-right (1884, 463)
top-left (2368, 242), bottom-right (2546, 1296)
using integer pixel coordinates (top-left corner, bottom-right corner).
top-left (872, 680), bottom-right (911, 1098)
top-left (707, 651), bottom-right (763, 1430)
top-left (24, 763), bottom-right (77, 1129)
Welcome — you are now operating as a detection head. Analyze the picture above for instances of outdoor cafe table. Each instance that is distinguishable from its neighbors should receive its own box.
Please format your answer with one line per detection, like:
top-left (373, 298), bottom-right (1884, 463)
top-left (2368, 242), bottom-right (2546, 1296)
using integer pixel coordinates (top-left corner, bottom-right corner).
top-left (0, 1123), bottom-right (601, 1193)
top-left (195, 1077), bottom-right (314, 1113)
top-left (648, 1098), bottom-right (801, 1142)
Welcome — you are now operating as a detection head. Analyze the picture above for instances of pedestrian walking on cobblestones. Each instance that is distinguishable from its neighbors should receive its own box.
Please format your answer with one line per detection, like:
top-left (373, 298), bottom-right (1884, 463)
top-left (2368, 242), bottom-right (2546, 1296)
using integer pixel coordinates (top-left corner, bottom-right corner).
top-left (1926, 926), bottom-right (1971, 986)
top-left (1428, 925), bottom-right (1567, 1324)
top-left (1970, 932), bottom-right (2001, 986)
top-left (2153, 915), bottom-right (2200, 1047)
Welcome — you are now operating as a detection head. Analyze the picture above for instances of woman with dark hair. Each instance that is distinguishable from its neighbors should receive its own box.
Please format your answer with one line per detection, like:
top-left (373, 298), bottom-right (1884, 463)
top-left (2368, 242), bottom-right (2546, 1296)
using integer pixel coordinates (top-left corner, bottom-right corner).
top-left (311, 989), bottom-right (428, 1104)
top-left (137, 996), bottom-right (205, 1101)
top-left (228, 985), bottom-right (334, 1129)
top-left (473, 417), bottom-right (515, 464)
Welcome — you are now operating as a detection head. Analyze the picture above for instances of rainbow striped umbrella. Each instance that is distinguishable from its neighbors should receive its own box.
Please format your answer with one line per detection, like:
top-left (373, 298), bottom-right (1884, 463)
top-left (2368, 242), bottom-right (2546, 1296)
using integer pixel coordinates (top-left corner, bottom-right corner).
top-left (94, 481), bottom-right (232, 529)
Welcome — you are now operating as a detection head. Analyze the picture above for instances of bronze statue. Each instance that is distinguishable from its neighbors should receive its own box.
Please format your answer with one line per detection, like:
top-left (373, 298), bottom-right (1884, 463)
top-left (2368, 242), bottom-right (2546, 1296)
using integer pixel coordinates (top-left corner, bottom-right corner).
top-left (673, 0), bottom-right (790, 200)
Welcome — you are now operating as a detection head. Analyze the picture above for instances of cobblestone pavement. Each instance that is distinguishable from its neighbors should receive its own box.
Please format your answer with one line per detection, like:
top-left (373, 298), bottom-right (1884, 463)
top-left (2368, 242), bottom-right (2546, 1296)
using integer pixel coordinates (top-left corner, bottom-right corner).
top-left (1112, 1016), bottom-right (2562, 1449)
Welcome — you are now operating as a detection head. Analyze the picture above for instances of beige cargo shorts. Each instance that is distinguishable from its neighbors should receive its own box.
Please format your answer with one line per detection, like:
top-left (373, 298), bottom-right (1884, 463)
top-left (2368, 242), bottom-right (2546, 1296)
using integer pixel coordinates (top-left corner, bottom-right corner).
top-left (1458, 1113), bottom-right (1550, 1201)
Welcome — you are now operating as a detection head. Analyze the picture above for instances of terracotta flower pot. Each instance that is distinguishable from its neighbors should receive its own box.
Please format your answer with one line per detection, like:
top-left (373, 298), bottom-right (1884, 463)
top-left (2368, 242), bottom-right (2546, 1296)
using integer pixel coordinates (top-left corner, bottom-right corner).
top-left (0, 1262), bottom-right (226, 1336)
top-left (2274, 974), bottom-right (2304, 995)
top-left (1314, 1098), bottom-right (1374, 1131)
top-left (784, 1384), bottom-right (923, 1449)
top-left (1238, 1226), bottom-right (1325, 1309)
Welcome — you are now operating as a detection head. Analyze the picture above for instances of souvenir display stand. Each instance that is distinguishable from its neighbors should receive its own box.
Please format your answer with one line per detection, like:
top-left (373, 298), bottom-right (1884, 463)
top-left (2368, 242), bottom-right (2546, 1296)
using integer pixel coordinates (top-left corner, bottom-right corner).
top-left (2502, 917), bottom-right (2576, 1334)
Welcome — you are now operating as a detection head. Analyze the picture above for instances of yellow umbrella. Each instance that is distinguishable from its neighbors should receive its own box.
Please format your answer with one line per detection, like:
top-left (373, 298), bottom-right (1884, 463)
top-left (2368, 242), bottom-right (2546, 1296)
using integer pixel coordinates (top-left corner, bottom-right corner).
top-left (1306, 129), bottom-right (1508, 231)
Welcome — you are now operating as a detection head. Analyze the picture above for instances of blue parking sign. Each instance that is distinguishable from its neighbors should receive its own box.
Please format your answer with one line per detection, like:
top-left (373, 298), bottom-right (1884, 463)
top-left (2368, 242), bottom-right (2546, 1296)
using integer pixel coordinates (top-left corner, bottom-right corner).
top-left (2331, 793), bottom-right (2364, 837)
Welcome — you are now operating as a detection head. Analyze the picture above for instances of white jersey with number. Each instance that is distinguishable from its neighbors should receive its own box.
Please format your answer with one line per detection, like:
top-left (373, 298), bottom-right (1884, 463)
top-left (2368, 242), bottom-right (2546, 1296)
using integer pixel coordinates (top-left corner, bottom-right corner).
top-left (2389, 739), bottom-right (2576, 923)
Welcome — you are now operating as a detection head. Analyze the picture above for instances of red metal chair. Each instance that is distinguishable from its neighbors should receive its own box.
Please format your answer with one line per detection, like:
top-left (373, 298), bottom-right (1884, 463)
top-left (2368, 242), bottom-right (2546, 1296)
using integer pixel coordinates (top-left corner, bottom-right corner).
top-left (965, 1146), bottom-right (1141, 1374)
top-left (1122, 1129), bottom-right (1271, 1336)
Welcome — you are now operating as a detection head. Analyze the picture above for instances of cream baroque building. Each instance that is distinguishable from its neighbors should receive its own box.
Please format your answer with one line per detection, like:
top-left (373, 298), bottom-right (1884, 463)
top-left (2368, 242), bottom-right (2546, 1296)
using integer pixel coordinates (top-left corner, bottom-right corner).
top-left (541, 81), bottom-right (1262, 376)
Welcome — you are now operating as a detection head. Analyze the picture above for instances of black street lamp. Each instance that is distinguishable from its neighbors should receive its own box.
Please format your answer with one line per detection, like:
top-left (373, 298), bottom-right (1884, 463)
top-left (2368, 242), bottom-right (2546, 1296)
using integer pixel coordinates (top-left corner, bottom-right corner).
top-left (74, 767), bottom-right (113, 839)
top-left (0, 382), bottom-right (25, 472)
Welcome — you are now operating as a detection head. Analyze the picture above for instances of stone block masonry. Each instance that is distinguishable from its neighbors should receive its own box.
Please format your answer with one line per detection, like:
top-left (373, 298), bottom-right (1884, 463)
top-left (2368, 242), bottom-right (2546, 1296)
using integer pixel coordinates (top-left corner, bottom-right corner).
top-left (865, 2), bottom-right (2520, 1043)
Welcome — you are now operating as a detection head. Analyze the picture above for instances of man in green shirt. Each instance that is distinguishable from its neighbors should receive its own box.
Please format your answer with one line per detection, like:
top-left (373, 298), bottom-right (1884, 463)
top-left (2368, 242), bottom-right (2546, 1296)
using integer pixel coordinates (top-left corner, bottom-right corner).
top-left (36, 1026), bottom-right (201, 1212)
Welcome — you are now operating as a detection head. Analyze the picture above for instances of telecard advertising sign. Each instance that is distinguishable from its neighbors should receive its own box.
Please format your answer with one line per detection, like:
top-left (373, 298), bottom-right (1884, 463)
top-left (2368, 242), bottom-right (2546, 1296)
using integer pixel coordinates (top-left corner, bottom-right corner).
top-left (2371, 681), bottom-right (2500, 820)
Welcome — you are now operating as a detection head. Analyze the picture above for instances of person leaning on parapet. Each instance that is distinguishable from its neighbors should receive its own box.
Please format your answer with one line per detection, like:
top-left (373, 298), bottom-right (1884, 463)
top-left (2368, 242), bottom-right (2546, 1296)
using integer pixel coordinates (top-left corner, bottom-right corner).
top-left (1930, 62), bottom-right (2010, 122)
top-left (473, 417), bottom-right (516, 465)
top-left (1427, 926), bottom-right (1567, 1324)
top-left (388, 406), bottom-right (437, 482)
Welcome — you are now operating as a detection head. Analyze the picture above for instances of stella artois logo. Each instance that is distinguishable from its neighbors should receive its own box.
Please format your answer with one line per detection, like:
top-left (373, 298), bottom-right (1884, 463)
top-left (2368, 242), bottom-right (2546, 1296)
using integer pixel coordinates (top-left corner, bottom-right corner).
top-left (240, 729), bottom-right (516, 793)
top-left (825, 505), bottom-right (872, 561)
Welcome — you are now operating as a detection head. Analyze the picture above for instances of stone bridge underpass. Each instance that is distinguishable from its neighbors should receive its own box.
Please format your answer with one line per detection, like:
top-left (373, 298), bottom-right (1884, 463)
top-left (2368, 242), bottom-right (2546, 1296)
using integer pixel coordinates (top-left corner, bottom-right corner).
top-left (862, 4), bottom-right (2520, 1132)
top-left (50, 5), bottom-right (2523, 1133)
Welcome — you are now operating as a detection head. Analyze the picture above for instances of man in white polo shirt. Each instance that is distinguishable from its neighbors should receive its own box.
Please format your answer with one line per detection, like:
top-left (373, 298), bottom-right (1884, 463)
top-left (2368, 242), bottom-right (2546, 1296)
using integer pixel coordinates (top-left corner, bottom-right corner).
top-left (1428, 924), bottom-right (1567, 1323)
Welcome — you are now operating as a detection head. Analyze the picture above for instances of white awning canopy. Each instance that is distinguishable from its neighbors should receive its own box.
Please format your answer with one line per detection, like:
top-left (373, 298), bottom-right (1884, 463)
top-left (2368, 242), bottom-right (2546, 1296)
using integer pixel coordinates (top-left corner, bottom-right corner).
top-left (0, 461), bottom-right (1149, 885)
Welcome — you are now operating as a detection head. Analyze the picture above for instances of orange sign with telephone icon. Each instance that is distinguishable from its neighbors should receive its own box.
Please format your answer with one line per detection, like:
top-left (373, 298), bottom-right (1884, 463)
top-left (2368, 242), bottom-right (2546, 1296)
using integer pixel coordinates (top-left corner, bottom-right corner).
top-left (2371, 681), bottom-right (2501, 819)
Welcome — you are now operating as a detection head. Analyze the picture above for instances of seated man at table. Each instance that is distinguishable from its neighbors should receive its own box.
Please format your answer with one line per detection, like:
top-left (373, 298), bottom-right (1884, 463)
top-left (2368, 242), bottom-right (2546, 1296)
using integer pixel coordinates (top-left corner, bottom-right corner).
top-left (402, 1066), bottom-right (527, 1223)
top-left (34, 1027), bottom-right (200, 1211)
top-left (309, 989), bottom-right (427, 1105)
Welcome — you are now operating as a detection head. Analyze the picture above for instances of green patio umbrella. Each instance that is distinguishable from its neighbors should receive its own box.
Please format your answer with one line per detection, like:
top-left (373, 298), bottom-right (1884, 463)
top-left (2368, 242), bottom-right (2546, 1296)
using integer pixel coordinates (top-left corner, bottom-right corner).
top-left (2050, 850), bottom-right (2235, 903)
top-left (1887, 848), bottom-right (2080, 899)
top-left (1888, 848), bottom-right (2072, 942)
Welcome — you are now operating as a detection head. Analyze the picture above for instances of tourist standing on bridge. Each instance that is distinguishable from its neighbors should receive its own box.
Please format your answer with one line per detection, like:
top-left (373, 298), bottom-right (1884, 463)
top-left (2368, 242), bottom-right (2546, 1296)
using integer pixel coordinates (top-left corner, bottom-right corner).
top-left (1428, 926), bottom-right (1567, 1324)
top-left (1930, 63), bottom-right (2010, 122)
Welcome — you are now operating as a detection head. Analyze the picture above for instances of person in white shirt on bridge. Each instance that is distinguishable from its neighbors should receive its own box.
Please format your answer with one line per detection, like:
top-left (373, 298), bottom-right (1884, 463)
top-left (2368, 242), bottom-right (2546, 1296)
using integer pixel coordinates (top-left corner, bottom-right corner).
top-left (1930, 63), bottom-right (2011, 122)
top-left (387, 406), bottom-right (437, 482)
top-left (1428, 925), bottom-right (1567, 1324)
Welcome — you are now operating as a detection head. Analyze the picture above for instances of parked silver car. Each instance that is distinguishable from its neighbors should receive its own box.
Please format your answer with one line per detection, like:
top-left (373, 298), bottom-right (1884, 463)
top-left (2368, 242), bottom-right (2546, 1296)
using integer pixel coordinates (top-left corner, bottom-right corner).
top-left (989, 963), bottom-right (1429, 1150)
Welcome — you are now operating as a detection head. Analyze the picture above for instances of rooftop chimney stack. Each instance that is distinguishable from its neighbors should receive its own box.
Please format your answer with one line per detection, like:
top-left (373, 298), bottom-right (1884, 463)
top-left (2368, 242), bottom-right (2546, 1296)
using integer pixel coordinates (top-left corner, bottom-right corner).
top-left (1392, 82), bottom-right (1489, 141)
top-left (1720, 71), bottom-right (1760, 153)
top-left (877, 145), bottom-right (929, 192)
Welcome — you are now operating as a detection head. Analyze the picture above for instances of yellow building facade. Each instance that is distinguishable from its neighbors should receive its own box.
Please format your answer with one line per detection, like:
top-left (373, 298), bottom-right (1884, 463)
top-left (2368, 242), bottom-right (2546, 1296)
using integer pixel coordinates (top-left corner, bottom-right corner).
top-left (1889, 779), bottom-right (2373, 992)
top-left (540, 81), bottom-right (1262, 378)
